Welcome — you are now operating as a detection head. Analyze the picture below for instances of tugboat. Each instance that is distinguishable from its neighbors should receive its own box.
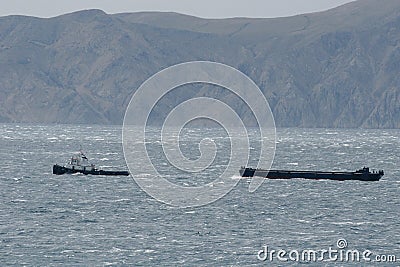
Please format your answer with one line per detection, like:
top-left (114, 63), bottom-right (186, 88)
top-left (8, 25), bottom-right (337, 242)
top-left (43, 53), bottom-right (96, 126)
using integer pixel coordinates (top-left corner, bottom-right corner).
top-left (240, 167), bottom-right (384, 181)
top-left (53, 151), bottom-right (129, 176)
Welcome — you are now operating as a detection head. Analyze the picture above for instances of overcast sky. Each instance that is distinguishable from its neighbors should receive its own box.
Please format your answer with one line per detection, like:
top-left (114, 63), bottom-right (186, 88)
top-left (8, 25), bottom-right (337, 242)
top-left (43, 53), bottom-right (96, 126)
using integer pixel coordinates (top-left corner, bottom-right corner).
top-left (0, 0), bottom-right (356, 18)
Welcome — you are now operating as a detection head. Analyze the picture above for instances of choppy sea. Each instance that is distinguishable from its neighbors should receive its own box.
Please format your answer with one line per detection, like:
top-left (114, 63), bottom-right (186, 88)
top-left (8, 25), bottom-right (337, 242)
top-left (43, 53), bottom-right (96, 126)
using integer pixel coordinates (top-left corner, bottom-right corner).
top-left (0, 124), bottom-right (399, 266)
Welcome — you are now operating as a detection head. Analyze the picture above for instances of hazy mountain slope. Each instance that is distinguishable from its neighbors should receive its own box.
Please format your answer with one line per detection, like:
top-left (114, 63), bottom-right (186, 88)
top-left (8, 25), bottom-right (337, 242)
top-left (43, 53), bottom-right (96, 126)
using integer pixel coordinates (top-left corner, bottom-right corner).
top-left (0, 0), bottom-right (399, 128)
top-left (0, 10), bottom-right (243, 124)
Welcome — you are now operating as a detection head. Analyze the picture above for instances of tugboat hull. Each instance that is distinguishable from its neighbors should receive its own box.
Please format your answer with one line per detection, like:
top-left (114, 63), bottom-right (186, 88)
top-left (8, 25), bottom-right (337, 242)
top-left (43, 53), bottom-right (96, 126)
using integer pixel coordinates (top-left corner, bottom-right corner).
top-left (240, 167), bottom-right (383, 181)
top-left (53, 164), bottom-right (129, 176)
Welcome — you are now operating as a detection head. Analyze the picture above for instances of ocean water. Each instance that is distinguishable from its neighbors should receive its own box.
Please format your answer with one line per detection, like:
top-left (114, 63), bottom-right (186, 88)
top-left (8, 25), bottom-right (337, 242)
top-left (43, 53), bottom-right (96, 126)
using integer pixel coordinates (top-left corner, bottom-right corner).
top-left (0, 124), bottom-right (399, 266)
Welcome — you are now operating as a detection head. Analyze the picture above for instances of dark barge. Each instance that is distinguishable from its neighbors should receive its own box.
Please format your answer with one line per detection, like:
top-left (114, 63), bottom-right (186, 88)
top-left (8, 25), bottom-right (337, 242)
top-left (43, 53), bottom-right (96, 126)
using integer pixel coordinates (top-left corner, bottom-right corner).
top-left (53, 151), bottom-right (129, 176)
top-left (239, 167), bottom-right (384, 181)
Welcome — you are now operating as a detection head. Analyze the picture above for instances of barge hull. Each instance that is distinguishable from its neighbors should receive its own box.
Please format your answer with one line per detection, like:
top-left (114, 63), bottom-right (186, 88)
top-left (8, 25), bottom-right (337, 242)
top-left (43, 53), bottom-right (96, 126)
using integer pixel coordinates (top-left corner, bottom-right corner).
top-left (240, 167), bottom-right (383, 181)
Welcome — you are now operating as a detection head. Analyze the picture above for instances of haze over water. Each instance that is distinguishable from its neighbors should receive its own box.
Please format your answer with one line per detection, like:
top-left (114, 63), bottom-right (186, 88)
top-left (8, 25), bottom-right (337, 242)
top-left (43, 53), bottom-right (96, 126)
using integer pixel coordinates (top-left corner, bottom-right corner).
top-left (1, 124), bottom-right (399, 265)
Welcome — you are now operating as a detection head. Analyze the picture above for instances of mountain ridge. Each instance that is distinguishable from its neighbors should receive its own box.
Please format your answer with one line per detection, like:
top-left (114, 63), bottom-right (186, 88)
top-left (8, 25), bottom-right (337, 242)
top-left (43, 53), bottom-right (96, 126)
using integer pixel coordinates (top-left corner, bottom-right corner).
top-left (0, 0), bottom-right (399, 128)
